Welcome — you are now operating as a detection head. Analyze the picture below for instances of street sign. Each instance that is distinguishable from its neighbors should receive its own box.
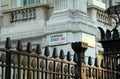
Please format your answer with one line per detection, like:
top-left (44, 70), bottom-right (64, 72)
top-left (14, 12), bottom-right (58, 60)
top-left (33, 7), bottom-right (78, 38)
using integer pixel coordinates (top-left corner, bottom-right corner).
top-left (48, 33), bottom-right (68, 46)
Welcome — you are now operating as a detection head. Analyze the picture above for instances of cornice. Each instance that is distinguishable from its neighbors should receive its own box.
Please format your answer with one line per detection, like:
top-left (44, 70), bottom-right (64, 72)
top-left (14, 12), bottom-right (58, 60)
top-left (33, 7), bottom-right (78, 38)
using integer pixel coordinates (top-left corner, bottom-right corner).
top-left (1, 3), bottom-right (49, 13)
top-left (0, 20), bottom-right (98, 42)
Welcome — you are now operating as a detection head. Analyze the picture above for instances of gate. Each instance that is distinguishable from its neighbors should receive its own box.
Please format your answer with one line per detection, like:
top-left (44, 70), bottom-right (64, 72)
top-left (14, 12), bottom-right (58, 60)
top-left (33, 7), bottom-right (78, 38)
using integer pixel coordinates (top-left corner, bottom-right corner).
top-left (0, 27), bottom-right (120, 79)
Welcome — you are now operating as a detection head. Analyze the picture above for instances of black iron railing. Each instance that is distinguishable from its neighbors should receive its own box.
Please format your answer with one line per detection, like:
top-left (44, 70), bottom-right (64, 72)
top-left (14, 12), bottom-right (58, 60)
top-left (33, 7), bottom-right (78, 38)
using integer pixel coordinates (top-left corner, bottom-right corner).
top-left (0, 37), bottom-right (120, 79)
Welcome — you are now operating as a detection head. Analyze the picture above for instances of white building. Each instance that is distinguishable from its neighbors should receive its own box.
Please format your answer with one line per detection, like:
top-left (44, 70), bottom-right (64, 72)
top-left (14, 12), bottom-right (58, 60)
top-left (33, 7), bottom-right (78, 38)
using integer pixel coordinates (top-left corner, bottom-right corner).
top-left (0, 0), bottom-right (119, 63)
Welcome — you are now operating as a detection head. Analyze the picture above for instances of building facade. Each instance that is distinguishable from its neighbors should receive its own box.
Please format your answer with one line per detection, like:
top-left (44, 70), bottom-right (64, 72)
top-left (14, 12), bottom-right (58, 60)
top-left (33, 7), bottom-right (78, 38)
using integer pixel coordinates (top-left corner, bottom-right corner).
top-left (0, 0), bottom-right (119, 62)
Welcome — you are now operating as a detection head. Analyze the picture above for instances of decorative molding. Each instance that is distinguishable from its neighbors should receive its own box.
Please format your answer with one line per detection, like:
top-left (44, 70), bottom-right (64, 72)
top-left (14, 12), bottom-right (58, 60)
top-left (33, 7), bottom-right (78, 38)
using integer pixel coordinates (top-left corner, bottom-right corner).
top-left (0, 29), bottom-right (43, 41)
top-left (0, 20), bottom-right (98, 42)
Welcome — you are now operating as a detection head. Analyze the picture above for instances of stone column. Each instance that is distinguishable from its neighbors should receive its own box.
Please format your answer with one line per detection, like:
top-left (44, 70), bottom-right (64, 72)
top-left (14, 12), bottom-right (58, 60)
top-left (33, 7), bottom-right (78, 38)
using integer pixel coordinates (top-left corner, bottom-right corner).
top-left (53, 0), bottom-right (87, 13)
top-left (74, 0), bottom-right (87, 13)
top-left (71, 42), bottom-right (88, 79)
top-left (3, 13), bottom-right (11, 27)
top-left (88, 8), bottom-right (97, 23)
top-left (53, 0), bottom-right (73, 13)
top-left (36, 5), bottom-right (48, 26)
top-left (48, 0), bottom-right (88, 25)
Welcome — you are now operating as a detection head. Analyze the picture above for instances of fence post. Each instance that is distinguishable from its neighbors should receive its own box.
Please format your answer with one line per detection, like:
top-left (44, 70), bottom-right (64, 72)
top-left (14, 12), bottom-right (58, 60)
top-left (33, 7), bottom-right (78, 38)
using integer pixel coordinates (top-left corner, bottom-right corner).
top-left (71, 42), bottom-right (88, 79)
top-left (16, 40), bottom-right (23, 79)
top-left (5, 37), bottom-right (12, 79)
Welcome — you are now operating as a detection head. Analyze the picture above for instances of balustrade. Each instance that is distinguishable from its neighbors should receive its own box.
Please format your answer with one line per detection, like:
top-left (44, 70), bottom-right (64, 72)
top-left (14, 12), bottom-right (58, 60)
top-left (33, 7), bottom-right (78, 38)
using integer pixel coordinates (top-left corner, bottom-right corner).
top-left (97, 10), bottom-right (113, 26)
top-left (10, 8), bottom-right (36, 23)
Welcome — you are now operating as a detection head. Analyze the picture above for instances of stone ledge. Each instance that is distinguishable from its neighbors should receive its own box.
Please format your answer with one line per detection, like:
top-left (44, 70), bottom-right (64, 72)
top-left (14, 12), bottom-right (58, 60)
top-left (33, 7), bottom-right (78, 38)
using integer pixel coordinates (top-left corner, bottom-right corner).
top-left (1, 3), bottom-right (49, 13)
top-left (0, 21), bottom-right (98, 42)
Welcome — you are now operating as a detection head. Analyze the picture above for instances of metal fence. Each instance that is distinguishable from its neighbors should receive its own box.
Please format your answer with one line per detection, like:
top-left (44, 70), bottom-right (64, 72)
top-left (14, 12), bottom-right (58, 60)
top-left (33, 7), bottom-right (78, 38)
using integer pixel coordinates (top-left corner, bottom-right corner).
top-left (0, 37), bottom-right (120, 79)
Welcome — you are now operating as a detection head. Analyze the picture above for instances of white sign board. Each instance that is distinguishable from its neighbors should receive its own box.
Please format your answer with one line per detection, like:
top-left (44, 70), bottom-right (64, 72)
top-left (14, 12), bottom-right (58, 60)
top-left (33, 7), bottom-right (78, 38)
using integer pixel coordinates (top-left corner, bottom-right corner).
top-left (48, 33), bottom-right (67, 45)
top-left (82, 33), bottom-right (95, 47)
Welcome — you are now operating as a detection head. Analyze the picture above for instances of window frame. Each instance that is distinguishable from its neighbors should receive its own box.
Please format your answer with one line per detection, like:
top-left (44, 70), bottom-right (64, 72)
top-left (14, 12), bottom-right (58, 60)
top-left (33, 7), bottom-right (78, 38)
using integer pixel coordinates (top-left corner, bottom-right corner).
top-left (22, 0), bottom-right (40, 6)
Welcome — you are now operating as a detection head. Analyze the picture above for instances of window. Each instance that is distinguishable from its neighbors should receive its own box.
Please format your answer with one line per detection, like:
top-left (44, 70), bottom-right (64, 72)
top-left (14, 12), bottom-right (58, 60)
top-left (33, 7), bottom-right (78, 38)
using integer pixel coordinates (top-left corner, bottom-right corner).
top-left (23, 0), bottom-right (27, 5)
top-left (22, 0), bottom-right (40, 6)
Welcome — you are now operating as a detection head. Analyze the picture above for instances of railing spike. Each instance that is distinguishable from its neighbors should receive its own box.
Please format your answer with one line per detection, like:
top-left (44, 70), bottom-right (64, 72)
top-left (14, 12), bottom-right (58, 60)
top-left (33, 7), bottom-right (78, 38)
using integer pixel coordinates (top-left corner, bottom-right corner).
top-left (100, 59), bottom-right (105, 68)
top-left (52, 48), bottom-right (58, 58)
top-left (5, 37), bottom-right (11, 49)
top-left (16, 40), bottom-right (22, 51)
top-left (26, 42), bottom-right (32, 53)
top-left (67, 51), bottom-right (72, 61)
top-left (94, 58), bottom-right (99, 67)
top-left (44, 46), bottom-right (50, 57)
top-left (98, 27), bottom-right (106, 41)
top-left (106, 29), bottom-right (111, 40)
top-left (112, 28), bottom-right (119, 39)
top-left (88, 56), bottom-right (92, 66)
top-left (73, 53), bottom-right (78, 62)
top-left (59, 49), bottom-right (65, 60)
top-left (36, 44), bottom-right (42, 55)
